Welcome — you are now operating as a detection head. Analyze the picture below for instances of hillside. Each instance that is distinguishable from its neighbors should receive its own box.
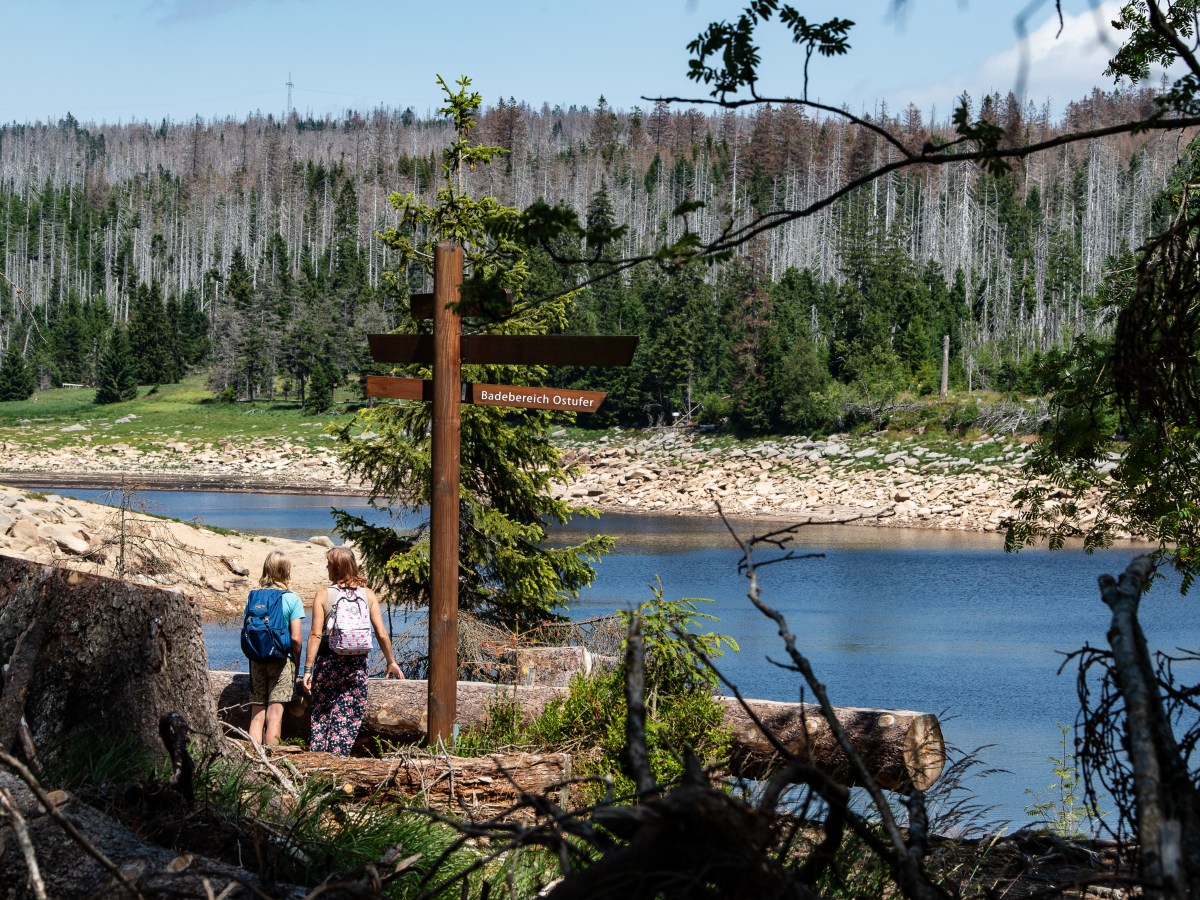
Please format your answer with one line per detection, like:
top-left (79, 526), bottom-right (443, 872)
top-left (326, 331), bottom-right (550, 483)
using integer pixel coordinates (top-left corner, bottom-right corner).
top-left (0, 85), bottom-right (1187, 433)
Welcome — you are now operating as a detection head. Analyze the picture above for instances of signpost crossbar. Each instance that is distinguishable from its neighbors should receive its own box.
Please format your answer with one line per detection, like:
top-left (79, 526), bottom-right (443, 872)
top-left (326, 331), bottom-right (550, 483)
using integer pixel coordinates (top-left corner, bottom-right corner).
top-left (368, 334), bottom-right (637, 368)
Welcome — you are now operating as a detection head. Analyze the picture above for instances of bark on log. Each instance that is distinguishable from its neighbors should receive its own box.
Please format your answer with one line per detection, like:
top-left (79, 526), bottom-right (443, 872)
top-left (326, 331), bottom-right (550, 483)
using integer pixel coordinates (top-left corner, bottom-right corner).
top-left (0, 553), bottom-right (219, 764)
top-left (280, 749), bottom-right (573, 820)
top-left (717, 697), bottom-right (944, 792)
top-left (209, 671), bottom-right (944, 792)
top-left (210, 670), bottom-right (565, 753)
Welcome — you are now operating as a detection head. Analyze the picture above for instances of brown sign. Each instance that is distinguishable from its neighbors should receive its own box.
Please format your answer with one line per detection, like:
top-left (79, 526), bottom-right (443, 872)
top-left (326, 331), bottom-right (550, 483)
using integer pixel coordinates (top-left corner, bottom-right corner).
top-left (367, 376), bottom-right (605, 412)
top-left (368, 334), bottom-right (637, 368)
top-left (368, 244), bottom-right (637, 747)
top-left (471, 383), bottom-right (606, 412)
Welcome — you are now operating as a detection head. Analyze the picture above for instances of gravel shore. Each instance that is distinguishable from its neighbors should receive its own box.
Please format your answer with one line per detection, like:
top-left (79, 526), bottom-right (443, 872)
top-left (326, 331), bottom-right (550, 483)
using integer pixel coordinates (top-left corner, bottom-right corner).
top-left (0, 428), bottom-right (1116, 535)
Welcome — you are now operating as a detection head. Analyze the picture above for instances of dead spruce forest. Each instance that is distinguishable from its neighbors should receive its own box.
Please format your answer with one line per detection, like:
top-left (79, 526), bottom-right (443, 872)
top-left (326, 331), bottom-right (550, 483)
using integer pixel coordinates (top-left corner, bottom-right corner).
top-left (0, 87), bottom-right (1185, 430)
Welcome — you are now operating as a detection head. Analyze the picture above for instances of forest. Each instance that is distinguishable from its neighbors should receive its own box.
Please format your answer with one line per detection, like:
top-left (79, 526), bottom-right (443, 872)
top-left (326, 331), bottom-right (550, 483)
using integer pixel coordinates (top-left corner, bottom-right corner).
top-left (0, 84), bottom-right (1184, 431)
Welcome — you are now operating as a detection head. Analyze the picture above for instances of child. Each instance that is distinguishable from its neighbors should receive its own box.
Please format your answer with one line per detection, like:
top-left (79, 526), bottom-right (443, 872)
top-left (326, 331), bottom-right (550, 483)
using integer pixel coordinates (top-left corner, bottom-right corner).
top-left (246, 550), bottom-right (305, 745)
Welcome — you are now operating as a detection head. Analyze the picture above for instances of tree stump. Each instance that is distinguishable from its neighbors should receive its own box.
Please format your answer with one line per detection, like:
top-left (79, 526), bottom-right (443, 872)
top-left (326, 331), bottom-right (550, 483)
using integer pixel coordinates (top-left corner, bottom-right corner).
top-left (0, 553), bottom-right (219, 763)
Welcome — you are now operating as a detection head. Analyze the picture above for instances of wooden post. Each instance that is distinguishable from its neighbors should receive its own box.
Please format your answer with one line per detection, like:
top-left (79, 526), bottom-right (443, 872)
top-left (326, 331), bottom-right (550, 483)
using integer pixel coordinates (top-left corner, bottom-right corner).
top-left (940, 334), bottom-right (949, 397)
top-left (429, 242), bottom-right (463, 745)
top-left (367, 275), bottom-right (636, 747)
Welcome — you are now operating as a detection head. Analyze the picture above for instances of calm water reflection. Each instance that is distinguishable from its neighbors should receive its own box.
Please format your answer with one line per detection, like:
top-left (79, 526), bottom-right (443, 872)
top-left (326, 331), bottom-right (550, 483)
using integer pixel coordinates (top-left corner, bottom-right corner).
top-left (46, 487), bottom-right (1190, 827)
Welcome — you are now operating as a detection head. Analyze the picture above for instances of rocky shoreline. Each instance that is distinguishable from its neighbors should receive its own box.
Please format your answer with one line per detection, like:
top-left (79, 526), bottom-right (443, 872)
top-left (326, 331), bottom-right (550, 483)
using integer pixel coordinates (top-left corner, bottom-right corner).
top-left (0, 428), bottom-right (1120, 536)
top-left (0, 484), bottom-right (335, 620)
top-left (0, 429), bottom-right (1133, 622)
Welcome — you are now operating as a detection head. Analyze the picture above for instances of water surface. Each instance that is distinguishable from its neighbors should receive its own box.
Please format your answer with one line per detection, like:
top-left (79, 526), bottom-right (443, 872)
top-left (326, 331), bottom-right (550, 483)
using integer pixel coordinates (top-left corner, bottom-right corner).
top-left (48, 487), bottom-right (1191, 828)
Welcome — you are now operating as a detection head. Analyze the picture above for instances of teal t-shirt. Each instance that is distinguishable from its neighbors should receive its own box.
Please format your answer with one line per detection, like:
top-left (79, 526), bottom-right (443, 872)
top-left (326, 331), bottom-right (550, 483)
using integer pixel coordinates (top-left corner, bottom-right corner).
top-left (243, 589), bottom-right (305, 623)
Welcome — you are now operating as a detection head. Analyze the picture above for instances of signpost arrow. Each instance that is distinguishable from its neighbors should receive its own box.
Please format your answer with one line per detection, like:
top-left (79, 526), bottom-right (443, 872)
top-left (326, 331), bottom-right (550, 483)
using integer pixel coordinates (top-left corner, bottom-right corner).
top-left (366, 376), bottom-right (607, 413)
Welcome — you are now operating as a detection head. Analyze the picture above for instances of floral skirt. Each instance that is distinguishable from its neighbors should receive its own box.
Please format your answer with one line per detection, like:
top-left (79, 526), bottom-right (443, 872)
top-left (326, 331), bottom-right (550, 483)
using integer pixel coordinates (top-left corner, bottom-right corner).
top-left (309, 652), bottom-right (369, 755)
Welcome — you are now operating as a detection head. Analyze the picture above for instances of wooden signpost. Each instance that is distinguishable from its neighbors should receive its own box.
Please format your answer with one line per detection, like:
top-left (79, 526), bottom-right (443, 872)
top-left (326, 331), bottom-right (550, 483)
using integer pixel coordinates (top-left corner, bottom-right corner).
top-left (367, 241), bottom-right (636, 745)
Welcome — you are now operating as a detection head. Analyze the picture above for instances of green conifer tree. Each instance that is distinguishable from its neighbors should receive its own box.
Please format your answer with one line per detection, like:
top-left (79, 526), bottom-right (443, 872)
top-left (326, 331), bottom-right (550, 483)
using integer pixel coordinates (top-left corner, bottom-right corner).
top-left (129, 281), bottom-right (177, 385)
top-left (331, 76), bottom-right (611, 626)
top-left (93, 327), bottom-right (138, 405)
top-left (303, 357), bottom-right (334, 414)
top-left (0, 343), bottom-right (36, 401)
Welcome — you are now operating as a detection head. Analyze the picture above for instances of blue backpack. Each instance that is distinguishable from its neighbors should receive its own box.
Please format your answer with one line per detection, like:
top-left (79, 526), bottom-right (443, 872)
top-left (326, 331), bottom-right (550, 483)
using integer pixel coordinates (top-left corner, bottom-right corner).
top-left (240, 588), bottom-right (289, 663)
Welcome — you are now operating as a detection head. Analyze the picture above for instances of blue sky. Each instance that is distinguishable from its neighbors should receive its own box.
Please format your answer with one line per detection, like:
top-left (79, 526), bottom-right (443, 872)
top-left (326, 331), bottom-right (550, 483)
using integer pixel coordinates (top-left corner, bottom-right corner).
top-left (1, 1), bottom-right (1148, 125)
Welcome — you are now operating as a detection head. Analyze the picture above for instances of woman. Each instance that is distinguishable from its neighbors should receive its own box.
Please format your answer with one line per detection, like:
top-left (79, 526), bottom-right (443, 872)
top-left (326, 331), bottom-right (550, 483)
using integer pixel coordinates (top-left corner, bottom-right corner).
top-left (245, 551), bottom-right (305, 746)
top-left (301, 546), bottom-right (403, 755)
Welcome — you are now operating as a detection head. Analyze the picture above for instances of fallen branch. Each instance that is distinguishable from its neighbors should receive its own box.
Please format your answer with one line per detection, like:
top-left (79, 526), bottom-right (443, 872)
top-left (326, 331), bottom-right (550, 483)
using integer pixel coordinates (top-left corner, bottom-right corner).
top-left (282, 749), bottom-right (573, 821)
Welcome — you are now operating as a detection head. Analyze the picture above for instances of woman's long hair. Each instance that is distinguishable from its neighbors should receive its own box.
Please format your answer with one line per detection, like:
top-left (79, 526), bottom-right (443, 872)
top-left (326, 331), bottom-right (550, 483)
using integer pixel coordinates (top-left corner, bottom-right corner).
top-left (326, 546), bottom-right (368, 589)
top-left (259, 550), bottom-right (291, 589)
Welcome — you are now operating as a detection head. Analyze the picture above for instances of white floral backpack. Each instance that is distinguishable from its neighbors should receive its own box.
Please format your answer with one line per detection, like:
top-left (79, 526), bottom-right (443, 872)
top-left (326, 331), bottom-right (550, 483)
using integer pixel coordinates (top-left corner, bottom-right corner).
top-left (327, 586), bottom-right (372, 655)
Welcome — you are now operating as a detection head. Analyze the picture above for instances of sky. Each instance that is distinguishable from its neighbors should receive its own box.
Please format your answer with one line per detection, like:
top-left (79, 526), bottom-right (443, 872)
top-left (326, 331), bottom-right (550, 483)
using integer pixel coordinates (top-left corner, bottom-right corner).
top-left (0, 0), bottom-right (1158, 126)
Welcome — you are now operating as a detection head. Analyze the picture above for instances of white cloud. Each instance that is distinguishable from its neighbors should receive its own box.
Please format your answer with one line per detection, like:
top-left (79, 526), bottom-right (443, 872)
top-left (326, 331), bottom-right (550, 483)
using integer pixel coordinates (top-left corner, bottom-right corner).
top-left (891, 1), bottom-right (1147, 115)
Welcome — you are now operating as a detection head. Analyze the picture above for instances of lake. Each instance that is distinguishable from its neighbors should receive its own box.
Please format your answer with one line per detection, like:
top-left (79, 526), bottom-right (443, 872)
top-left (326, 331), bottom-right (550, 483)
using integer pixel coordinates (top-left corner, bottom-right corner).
top-left (49, 487), bottom-right (1193, 829)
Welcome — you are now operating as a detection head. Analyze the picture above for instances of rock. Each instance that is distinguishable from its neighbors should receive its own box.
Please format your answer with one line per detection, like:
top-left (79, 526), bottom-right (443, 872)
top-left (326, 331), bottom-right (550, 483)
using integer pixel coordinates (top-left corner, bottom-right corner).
top-left (308, 535), bottom-right (335, 548)
top-left (37, 523), bottom-right (90, 555)
top-left (224, 557), bottom-right (250, 577)
top-left (204, 576), bottom-right (228, 593)
top-left (60, 423), bottom-right (86, 433)
top-left (9, 519), bottom-right (40, 548)
top-left (115, 415), bottom-right (138, 423)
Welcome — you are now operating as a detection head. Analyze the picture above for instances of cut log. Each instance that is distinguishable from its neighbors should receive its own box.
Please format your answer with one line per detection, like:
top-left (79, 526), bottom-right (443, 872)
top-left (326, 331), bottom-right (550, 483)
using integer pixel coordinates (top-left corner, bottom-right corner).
top-left (717, 697), bottom-right (944, 792)
top-left (209, 670), bottom-right (565, 753)
top-left (209, 671), bottom-right (944, 792)
top-left (0, 553), bottom-right (219, 764)
top-left (281, 749), bottom-right (572, 820)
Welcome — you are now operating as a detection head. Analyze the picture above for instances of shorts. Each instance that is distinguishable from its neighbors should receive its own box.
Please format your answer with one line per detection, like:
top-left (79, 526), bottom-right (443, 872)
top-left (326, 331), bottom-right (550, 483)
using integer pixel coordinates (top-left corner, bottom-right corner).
top-left (249, 658), bottom-right (296, 705)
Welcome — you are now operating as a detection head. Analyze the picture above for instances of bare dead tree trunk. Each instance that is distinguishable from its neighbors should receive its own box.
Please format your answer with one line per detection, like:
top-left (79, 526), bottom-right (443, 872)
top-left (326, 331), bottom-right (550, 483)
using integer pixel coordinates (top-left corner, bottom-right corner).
top-left (281, 749), bottom-right (573, 820)
top-left (1100, 555), bottom-right (1200, 898)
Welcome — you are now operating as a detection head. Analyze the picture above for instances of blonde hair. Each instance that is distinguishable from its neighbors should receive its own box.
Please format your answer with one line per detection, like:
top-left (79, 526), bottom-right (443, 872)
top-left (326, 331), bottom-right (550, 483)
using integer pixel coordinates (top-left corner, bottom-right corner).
top-left (325, 546), bottom-right (367, 588)
top-left (259, 550), bottom-right (292, 589)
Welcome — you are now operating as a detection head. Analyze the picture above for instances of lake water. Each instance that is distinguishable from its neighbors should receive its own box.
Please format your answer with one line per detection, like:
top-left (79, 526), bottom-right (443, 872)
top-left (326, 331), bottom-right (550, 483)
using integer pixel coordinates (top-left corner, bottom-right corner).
top-left (47, 487), bottom-right (1195, 829)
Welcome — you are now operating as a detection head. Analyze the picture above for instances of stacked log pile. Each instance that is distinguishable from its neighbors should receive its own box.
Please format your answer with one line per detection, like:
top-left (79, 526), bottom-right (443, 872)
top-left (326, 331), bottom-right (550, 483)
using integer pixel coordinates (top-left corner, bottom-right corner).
top-left (210, 671), bottom-right (946, 793)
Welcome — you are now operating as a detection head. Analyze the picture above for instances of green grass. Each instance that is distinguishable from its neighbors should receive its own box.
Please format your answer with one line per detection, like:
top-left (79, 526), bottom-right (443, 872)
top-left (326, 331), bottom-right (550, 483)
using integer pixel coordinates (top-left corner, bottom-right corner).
top-left (195, 752), bottom-right (556, 898)
top-left (0, 376), bottom-right (358, 452)
top-left (0, 379), bottom-right (1035, 482)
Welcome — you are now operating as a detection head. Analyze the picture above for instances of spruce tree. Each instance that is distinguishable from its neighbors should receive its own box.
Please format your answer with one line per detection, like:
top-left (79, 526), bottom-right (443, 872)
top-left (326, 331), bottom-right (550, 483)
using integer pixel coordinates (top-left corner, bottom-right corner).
top-left (303, 358), bottom-right (334, 414)
top-left (0, 343), bottom-right (36, 401)
top-left (93, 327), bottom-right (138, 405)
top-left (129, 281), bottom-right (177, 385)
top-left (331, 76), bottom-right (611, 627)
